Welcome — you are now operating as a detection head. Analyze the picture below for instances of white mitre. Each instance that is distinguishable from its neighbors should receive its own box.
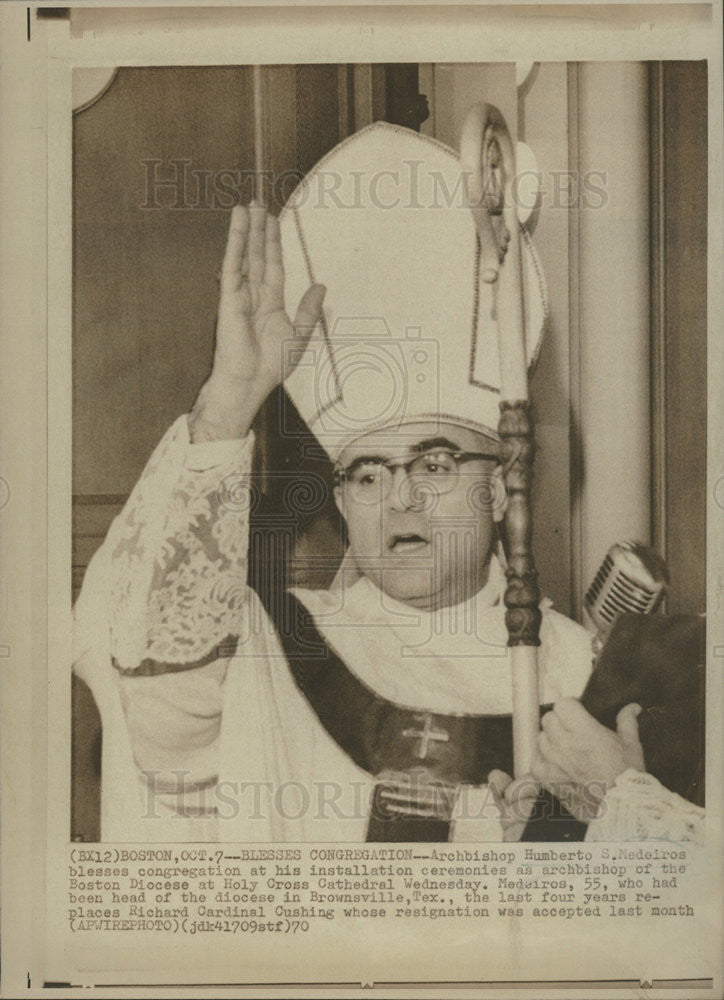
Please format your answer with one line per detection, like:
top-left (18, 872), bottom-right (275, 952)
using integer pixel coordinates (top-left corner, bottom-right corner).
top-left (279, 121), bottom-right (547, 460)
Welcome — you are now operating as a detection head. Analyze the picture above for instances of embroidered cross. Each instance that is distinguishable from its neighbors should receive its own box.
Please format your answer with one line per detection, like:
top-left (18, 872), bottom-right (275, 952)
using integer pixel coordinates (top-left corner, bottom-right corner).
top-left (402, 713), bottom-right (450, 759)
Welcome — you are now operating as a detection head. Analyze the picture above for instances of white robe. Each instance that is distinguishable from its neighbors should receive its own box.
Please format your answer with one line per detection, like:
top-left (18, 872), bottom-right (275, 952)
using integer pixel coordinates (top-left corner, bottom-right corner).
top-left (73, 416), bottom-right (594, 843)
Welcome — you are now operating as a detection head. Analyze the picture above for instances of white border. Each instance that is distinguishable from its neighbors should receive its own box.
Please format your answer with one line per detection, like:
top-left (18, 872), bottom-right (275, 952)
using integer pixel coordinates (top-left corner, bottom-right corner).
top-left (0, 2), bottom-right (722, 996)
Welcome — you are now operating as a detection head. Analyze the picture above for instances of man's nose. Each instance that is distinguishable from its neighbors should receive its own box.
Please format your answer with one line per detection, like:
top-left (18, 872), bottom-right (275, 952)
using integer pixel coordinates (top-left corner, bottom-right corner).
top-left (387, 467), bottom-right (428, 511)
top-left (387, 466), bottom-right (414, 510)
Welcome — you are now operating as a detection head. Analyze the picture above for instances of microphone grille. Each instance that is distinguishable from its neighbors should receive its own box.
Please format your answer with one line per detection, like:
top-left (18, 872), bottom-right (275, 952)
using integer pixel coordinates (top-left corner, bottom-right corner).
top-left (585, 540), bottom-right (668, 630)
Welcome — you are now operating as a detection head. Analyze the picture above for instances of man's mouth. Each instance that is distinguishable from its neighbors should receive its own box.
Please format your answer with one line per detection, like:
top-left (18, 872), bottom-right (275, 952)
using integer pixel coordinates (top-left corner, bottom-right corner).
top-left (389, 533), bottom-right (429, 553)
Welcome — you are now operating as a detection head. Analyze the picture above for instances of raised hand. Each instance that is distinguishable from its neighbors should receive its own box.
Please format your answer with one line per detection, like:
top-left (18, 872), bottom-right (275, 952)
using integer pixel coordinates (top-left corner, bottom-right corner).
top-left (190, 204), bottom-right (326, 442)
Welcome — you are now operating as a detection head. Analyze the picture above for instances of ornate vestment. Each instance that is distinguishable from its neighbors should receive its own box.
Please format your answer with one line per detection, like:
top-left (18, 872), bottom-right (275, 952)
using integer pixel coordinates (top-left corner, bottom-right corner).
top-left (74, 416), bottom-right (594, 842)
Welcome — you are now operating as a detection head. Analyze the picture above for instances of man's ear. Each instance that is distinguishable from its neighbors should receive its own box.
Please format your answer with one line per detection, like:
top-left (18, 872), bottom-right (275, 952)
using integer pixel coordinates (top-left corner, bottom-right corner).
top-left (492, 466), bottom-right (508, 523)
top-left (333, 483), bottom-right (345, 517)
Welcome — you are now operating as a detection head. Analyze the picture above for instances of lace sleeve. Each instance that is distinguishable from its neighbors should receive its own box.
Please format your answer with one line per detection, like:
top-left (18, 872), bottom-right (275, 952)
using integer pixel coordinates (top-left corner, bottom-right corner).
top-left (585, 769), bottom-right (705, 844)
top-left (106, 415), bottom-right (255, 672)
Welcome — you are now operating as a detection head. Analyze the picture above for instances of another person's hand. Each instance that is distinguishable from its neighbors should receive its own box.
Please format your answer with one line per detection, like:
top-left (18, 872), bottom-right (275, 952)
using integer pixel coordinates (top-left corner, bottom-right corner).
top-left (488, 770), bottom-right (541, 842)
top-left (531, 699), bottom-right (645, 823)
top-left (190, 204), bottom-right (326, 442)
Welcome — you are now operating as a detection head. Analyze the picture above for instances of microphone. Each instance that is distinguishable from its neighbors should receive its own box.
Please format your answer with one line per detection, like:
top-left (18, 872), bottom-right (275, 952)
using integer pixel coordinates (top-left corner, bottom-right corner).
top-left (584, 540), bottom-right (669, 652)
top-left (518, 543), bottom-right (672, 839)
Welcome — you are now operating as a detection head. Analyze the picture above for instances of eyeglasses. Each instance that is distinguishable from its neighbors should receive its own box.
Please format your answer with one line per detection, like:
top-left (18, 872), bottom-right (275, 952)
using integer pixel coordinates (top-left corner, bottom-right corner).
top-left (335, 449), bottom-right (499, 505)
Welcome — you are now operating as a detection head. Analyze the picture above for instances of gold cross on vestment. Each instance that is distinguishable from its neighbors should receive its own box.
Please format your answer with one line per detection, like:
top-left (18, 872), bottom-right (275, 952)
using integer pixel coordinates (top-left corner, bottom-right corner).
top-left (402, 713), bottom-right (450, 759)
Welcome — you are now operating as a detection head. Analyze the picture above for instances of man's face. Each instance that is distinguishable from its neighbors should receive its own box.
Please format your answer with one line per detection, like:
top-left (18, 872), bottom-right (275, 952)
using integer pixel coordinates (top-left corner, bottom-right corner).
top-left (334, 422), bottom-right (504, 611)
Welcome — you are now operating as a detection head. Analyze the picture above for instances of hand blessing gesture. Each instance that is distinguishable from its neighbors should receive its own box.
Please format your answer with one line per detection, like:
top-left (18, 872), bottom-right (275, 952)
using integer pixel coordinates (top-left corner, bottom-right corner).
top-left (190, 204), bottom-right (326, 442)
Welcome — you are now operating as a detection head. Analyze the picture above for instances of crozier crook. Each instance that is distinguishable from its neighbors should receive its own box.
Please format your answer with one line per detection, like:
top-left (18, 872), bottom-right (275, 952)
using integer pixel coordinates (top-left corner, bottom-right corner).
top-left (461, 103), bottom-right (542, 777)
